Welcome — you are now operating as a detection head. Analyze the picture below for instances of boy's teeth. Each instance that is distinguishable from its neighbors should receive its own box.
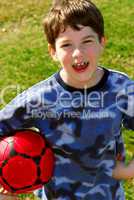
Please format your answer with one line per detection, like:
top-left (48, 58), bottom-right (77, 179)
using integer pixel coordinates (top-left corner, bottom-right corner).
top-left (73, 62), bottom-right (89, 68)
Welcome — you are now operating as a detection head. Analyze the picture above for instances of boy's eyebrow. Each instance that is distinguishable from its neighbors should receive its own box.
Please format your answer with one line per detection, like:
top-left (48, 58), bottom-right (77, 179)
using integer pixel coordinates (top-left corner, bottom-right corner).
top-left (57, 34), bottom-right (97, 44)
top-left (58, 39), bottom-right (71, 44)
top-left (82, 35), bottom-right (96, 40)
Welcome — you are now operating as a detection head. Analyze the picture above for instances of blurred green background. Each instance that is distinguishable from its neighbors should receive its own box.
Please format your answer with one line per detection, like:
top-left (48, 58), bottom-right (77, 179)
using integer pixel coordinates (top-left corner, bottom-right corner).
top-left (0, 0), bottom-right (134, 199)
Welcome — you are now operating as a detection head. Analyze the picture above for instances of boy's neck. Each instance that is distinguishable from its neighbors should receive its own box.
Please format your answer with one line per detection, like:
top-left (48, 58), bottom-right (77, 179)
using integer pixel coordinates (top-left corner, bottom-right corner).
top-left (60, 67), bottom-right (104, 89)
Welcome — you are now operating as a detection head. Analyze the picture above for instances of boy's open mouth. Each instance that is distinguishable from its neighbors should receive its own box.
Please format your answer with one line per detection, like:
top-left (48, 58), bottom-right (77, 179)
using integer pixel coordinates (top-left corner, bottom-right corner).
top-left (72, 61), bottom-right (89, 72)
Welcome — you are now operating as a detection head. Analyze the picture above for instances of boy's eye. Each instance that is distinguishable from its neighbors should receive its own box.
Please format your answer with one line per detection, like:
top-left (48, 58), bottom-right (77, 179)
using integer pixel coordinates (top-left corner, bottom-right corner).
top-left (60, 43), bottom-right (71, 48)
top-left (83, 40), bottom-right (93, 44)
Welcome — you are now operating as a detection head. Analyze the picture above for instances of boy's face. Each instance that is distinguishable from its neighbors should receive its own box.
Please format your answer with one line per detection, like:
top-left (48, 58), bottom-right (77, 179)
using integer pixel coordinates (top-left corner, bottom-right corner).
top-left (49, 25), bottom-right (105, 88)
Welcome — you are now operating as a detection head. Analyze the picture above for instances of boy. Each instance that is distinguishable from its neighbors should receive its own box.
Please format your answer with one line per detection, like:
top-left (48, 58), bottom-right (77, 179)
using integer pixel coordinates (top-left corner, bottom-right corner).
top-left (0, 0), bottom-right (134, 199)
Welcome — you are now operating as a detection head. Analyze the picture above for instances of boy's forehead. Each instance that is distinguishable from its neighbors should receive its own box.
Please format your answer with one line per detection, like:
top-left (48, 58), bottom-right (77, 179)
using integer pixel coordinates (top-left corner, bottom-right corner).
top-left (56, 25), bottom-right (98, 41)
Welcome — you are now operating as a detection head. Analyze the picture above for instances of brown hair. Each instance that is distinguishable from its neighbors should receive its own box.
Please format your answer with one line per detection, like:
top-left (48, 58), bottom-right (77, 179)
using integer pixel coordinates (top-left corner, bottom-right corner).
top-left (43, 0), bottom-right (104, 48)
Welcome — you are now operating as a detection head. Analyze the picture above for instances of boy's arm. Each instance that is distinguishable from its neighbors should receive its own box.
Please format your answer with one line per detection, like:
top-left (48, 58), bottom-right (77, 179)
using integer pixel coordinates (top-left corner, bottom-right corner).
top-left (113, 81), bottom-right (134, 180)
top-left (0, 91), bottom-right (37, 197)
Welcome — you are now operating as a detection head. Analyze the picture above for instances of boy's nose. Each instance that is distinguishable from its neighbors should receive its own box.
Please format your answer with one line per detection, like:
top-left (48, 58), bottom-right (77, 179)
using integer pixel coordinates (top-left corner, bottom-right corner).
top-left (72, 48), bottom-right (83, 59)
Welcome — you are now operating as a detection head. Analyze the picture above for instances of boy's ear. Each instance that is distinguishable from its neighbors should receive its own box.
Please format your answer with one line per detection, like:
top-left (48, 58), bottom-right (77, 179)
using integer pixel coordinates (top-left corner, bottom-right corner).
top-left (48, 44), bottom-right (58, 61)
top-left (100, 36), bottom-right (106, 47)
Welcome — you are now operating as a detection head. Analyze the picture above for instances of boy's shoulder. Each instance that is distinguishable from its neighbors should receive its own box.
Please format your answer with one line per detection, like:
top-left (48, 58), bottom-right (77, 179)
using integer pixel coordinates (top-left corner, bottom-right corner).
top-left (7, 73), bottom-right (58, 106)
top-left (24, 72), bottom-right (58, 97)
top-left (106, 67), bottom-right (133, 86)
top-left (30, 73), bottom-right (57, 90)
top-left (102, 67), bottom-right (134, 92)
top-left (108, 68), bottom-right (129, 79)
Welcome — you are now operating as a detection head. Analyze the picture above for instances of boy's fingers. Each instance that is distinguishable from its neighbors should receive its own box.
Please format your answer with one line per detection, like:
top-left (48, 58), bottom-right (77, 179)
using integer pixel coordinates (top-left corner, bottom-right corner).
top-left (0, 194), bottom-right (19, 200)
top-left (0, 188), bottom-right (3, 193)
top-left (0, 186), bottom-right (7, 194)
top-left (0, 187), bottom-right (4, 193)
top-left (0, 186), bottom-right (19, 199)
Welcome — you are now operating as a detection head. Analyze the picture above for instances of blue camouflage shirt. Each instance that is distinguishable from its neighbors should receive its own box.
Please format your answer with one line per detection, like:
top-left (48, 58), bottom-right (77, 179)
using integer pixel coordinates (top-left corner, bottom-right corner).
top-left (0, 67), bottom-right (134, 200)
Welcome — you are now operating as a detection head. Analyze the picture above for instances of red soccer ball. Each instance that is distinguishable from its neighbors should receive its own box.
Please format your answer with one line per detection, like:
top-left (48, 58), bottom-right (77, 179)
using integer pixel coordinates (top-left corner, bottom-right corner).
top-left (0, 129), bottom-right (55, 194)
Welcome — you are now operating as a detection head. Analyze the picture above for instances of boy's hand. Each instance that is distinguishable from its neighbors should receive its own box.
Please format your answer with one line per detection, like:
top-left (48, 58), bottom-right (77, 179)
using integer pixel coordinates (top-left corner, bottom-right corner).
top-left (0, 185), bottom-right (38, 200)
top-left (112, 160), bottom-right (134, 180)
top-left (125, 159), bottom-right (134, 178)
top-left (0, 185), bottom-right (19, 200)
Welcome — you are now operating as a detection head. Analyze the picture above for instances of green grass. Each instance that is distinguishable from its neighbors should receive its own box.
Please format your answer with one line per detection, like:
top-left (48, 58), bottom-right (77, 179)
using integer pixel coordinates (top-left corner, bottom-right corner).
top-left (0, 0), bottom-right (134, 199)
